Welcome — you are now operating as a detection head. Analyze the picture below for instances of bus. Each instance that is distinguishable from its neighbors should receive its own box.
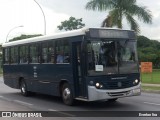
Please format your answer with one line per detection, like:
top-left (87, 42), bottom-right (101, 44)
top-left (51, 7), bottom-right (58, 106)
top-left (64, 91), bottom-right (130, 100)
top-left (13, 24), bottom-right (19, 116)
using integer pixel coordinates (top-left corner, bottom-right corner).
top-left (2, 28), bottom-right (141, 105)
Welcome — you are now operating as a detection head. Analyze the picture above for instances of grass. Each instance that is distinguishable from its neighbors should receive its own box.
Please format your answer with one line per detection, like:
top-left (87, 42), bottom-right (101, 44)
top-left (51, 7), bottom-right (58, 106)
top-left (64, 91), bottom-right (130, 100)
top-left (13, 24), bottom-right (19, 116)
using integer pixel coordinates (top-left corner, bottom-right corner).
top-left (142, 86), bottom-right (160, 91)
top-left (0, 68), bottom-right (3, 75)
top-left (141, 69), bottom-right (160, 84)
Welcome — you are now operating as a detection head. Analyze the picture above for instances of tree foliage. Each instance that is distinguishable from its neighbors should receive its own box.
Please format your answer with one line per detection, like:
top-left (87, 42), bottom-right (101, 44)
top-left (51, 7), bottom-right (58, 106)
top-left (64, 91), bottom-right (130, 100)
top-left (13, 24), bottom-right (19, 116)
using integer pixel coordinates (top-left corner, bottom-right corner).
top-left (86, 0), bottom-right (152, 34)
top-left (57, 17), bottom-right (85, 31)
top-left (9, 34), bottom-right (42, 42)
top-left (137, 36), bottom-right (160, 68)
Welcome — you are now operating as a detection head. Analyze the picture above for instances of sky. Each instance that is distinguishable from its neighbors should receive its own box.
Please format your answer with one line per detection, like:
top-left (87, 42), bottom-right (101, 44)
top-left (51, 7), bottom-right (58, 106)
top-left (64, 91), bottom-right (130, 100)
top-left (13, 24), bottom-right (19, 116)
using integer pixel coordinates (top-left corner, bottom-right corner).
top-left (0, 0), bottom-right (160, 43)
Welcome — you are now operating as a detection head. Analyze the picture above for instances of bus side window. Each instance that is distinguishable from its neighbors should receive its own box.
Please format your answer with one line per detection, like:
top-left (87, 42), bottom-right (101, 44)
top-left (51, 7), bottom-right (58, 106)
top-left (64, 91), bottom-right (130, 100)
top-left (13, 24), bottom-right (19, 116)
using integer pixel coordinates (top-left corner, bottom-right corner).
top-left (10, 47), bottom-right (18, 64)
top-left (56, 40), bottom-right (62, 63)
top-left (48, 41), bottom-right (55, 63)
top-left (10, 47), bottom-right (14, 64)
top-left (4, 48), bottom-right (9, 64)
top-left (63, 40), bottom-right (70, 63)
top-left (42, 43), bottom-right (48, 63)
top-left (20, 45), bottom-right (28, 64)
top-left (55, 39), bottom-right (70, 64)
top-left (30, 44), bottom-right (39, 63)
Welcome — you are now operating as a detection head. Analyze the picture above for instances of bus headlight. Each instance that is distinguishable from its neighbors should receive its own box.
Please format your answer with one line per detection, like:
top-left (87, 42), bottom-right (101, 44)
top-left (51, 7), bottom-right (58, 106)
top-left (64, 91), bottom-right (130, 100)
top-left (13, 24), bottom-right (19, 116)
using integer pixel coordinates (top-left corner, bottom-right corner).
top-left (96, 83), bottom-right (100, 87)
top-left (133, 79), bottom-right (139, 85)
top-left (135, 79), bottom-right (138, 83)
top-left (95, 83), bottom-right (103, 89)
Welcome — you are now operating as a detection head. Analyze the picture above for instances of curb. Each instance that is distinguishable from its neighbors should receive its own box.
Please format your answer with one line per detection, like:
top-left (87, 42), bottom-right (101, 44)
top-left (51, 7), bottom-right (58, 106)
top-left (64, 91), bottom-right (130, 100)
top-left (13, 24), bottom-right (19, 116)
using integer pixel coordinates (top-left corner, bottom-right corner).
top-left (142, 83), bottom-right (160, 87)
top-left (142, 89), bottom-right (160, 94)
top-left (142, 84), bottom-right (160, 94)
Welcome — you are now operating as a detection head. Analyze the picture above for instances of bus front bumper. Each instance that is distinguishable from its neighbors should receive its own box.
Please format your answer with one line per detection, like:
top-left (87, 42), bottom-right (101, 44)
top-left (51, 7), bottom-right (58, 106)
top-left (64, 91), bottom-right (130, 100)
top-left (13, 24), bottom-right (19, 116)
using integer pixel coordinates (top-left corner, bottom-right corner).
top-left (87, 83), bottom-right (141, 101)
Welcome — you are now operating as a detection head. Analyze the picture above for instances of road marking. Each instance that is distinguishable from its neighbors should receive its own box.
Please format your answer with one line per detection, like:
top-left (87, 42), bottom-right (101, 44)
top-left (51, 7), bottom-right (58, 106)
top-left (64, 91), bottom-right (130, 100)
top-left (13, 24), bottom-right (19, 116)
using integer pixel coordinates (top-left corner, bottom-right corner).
top-left (48, 109), bottom-right (57, 111)
top-left (14, 100), bottom-right (33, 106)
top-left (48, 109), bottom-right (75, 117)
top-left (144, 102), bottom-right (160, 106)
top-left (0, 95), bottom-right (4, 98)
top-left (0, 96), bottom-right (11, 101)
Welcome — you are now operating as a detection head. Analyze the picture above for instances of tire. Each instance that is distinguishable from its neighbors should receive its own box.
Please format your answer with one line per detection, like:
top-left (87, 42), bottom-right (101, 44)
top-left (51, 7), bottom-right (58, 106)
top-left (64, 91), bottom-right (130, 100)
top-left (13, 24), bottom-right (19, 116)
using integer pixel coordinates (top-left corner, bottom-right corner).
top-left (61, 83), bottom-right (74, 105)
top-left (20, 80), bottom-right (29, 96)
top-left (107, 98), bottom-right (118, 102)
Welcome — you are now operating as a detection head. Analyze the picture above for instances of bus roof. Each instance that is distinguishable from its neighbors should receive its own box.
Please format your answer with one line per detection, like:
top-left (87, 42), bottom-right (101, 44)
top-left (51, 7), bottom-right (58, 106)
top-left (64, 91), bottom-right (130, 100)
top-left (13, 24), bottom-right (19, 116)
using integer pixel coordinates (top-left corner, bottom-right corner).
top-left (2, 27), bottom-right (134, 47)
top-left (2, 28), bottom-right (87, 47)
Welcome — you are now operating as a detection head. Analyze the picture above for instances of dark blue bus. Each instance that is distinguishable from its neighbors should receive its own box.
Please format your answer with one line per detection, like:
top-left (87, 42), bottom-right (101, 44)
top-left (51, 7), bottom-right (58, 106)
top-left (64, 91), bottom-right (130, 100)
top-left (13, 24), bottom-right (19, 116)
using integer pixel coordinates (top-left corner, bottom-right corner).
top-left (2, 28), bottom-right (141, 105)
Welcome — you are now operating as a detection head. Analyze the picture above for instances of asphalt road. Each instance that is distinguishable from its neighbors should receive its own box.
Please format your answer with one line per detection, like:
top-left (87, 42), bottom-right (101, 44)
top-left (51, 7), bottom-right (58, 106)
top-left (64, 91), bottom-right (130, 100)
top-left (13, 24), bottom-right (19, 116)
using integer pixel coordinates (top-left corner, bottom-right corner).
top-left (0, 77), bottom-right (160, 120)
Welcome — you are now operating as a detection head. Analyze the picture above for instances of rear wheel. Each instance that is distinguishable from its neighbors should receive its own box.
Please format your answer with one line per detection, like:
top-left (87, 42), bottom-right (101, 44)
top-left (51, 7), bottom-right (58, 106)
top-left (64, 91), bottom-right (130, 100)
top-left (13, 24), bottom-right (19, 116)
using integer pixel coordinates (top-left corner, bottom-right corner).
top-left (20, 80), bottom-right (29, 96)
top-left (61, 83), bottom-right (74, 105)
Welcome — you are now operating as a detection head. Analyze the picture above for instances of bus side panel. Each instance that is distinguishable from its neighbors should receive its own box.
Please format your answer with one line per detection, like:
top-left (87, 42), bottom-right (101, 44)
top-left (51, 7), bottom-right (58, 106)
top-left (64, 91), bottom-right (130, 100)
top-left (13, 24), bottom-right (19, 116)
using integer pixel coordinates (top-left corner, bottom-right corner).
top-left (3, 64), bottom-right (32, 89)
top-left (3, 64), bottom-right (74, 97)
top-left (36, 64), bottom-right (73, 96)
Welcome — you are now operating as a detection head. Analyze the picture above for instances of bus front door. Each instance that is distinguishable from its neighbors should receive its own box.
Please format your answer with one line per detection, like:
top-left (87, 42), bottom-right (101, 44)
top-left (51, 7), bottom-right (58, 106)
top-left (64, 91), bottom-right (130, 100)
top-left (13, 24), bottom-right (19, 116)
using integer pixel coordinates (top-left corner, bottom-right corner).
top-left (72, 42), bottom-right (86, 98)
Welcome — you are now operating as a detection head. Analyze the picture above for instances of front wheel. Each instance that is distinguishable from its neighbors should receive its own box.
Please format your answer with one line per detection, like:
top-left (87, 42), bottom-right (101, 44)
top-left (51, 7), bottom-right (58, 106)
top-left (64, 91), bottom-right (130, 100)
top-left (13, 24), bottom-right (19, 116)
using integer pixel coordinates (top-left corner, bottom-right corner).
top-left (20, 80), bottom-right (29, 96)
top-left (61, 83), bottom-right (74, 105)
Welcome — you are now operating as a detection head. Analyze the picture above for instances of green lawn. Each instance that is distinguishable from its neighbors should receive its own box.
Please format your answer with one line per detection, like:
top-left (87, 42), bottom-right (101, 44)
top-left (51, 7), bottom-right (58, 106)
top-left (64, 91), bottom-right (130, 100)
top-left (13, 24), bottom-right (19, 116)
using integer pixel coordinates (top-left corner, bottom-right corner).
top-left (0, 68), bottom-right (2, 75)
top-left (142, 86), bottom-right (160, 91)
top-left (141, 69), bottom-right (160, 84)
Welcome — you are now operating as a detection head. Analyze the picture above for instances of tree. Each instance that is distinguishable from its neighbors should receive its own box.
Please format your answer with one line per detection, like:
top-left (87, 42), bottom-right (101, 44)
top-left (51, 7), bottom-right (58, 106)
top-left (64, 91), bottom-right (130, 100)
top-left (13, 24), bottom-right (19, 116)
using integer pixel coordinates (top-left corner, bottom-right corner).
top-left (9, 34), bottom-right (42, 42)
top-left (85, 0), bottom-right (152, 33)
top-left (57, 17), bottom-right (85, 31)
top-left (137, 36), bottom-right (160, 68)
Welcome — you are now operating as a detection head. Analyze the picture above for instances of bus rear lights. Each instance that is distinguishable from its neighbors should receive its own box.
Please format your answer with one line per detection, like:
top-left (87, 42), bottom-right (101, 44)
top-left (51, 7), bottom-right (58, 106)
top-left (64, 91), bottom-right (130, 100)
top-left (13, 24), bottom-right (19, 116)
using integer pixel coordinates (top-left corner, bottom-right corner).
top-left (95, 83), bottom-right (103, 89)
top-left (133, 79), bottom-right (139, 85)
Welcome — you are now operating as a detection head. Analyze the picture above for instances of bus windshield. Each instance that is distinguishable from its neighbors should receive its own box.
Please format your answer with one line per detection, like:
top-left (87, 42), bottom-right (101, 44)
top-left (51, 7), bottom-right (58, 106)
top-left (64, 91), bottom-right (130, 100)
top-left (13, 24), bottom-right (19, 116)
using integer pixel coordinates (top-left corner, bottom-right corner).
top-left (87, 39), bottom-right (138, 76)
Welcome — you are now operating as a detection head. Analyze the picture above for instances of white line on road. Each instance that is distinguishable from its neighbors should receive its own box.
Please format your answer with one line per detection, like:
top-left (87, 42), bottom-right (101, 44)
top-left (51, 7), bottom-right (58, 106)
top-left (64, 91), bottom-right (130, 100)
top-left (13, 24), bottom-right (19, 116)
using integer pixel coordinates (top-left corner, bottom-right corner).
top-left (48, 109), bottom-right (57, 111)
top-left (14, 100), bottom-right (33, 106)
top-left (0, 95), bottom-right (4, 98)
top-left (0, 96), bottom-right (11, 101)
top-left (48, 109), bottom-right (75, 117)
top-left (144, 102), bottom-right (160, 106)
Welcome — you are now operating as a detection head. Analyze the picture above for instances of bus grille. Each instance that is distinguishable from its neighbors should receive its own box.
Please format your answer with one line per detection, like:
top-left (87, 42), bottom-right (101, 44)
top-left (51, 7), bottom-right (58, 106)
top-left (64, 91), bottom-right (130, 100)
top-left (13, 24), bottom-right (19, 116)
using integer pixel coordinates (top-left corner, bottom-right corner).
top-left (103, 79), bottom-right (135, 89)
top-left (108, 91), bottom-right (130, 97)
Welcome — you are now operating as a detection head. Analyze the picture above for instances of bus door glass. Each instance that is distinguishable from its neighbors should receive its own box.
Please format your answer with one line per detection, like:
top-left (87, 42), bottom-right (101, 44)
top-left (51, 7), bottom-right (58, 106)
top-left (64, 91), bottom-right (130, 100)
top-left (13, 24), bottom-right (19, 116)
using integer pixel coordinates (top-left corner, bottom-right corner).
top-left (72, 42), bottom-right (85, 97)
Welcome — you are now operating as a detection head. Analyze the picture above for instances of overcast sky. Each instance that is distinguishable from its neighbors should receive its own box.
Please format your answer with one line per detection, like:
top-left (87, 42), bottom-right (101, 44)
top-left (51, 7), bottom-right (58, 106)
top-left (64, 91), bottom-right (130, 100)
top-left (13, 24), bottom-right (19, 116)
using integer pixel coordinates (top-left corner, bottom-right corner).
top-left (0, 0), bottom-right (160, 43)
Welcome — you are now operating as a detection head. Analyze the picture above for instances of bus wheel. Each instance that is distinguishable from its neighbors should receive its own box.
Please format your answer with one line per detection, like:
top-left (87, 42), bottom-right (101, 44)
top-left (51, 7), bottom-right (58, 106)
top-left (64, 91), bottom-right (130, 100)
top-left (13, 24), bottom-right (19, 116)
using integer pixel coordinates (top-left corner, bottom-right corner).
top-left (62, 83), bottom-right (74, 105)
top-left (107, 98), bottom-right (118, 102)
top-left (20, 80), bottom-right (29, 96)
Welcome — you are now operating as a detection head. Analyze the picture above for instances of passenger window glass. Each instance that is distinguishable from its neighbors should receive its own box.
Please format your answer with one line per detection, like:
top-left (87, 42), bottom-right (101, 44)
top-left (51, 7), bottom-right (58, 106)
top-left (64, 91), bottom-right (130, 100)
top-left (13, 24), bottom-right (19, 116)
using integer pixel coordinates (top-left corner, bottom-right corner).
top-left (42, 43), bottom-right (48, 63)
top-left (63, 40), bottom-right (70, 63)
top-left (15, 47), bottom-right (18, 63)
top-left (56, 40), bottom-right (70, 64)
top-left (10, 47), bottom-right (18, 64)
top-left (41, 42), bottom-right (55, 63)
top-left (4, 48), bottom-right (9, 64)
top-left (30, 44), bottom-right (39, 63)
top-left (48, 42), bottom-right (54, 63)
top-left (20, 45), bottom-right (28, 63)
top-left (56, 40), bottom-right (64, 63)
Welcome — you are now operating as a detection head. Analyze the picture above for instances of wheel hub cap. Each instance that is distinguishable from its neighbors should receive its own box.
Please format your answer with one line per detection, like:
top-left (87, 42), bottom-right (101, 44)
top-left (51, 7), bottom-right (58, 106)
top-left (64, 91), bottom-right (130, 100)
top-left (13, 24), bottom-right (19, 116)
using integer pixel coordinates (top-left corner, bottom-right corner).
top-left (21, 85), bottom-right (25, 93)
top-left (63, 88), bottom-right (70, 100)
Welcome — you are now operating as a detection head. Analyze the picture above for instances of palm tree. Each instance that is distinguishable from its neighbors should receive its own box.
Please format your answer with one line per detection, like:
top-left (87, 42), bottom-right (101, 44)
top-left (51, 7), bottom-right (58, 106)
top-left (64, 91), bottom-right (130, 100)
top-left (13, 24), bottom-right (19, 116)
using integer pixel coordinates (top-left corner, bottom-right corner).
top-left (85, 0), bottom-right (152, 33)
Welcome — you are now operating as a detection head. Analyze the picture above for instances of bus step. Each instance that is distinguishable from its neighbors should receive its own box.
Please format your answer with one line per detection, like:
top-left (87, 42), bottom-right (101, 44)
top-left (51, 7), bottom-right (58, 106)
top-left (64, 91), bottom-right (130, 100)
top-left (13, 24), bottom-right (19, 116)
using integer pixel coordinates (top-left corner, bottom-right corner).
top-left (75, 97), bottom-right (88, 101)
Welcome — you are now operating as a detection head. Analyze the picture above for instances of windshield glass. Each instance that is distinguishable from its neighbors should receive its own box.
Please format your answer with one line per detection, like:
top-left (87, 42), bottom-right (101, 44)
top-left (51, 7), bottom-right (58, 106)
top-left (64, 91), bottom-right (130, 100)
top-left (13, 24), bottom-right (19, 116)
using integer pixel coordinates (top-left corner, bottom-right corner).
top-left (87, 40), bottom-right (138, 76)
top-left (87, 40), bottom-right (118, 76)
top-left (118, 40), bottom-right (139, 74)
